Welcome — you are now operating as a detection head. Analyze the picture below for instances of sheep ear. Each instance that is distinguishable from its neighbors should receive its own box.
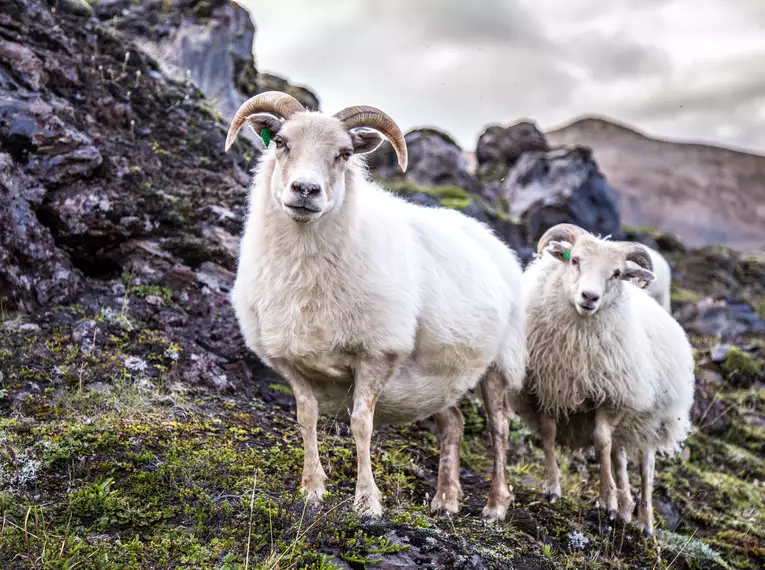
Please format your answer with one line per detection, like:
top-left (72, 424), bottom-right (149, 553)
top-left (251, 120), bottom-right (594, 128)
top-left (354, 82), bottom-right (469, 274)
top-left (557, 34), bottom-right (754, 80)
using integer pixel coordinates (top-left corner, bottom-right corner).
top-left (545, 240), bottom-right (570, 262)
top-left (245, 113), bottom-right (283, 147)
top-left (623, 267), bottom-right (655, 288)
top-left (350, 129), bottom-right (384, 155)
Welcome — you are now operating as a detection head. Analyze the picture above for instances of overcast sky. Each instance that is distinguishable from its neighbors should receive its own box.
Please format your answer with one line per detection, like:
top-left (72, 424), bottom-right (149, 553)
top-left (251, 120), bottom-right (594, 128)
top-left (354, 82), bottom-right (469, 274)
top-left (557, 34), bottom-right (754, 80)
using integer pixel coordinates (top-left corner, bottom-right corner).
top-left (239, 0), bottom-right (765, 153)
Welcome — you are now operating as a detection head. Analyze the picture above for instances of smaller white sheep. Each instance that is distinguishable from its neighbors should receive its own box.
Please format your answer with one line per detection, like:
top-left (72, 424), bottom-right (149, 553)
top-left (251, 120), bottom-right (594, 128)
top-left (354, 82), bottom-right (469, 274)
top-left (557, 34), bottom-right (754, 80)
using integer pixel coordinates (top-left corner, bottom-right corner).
top-left (512, 223), bottom-right (695, 537)
top-left (626, 243), bottom-right (672, 312)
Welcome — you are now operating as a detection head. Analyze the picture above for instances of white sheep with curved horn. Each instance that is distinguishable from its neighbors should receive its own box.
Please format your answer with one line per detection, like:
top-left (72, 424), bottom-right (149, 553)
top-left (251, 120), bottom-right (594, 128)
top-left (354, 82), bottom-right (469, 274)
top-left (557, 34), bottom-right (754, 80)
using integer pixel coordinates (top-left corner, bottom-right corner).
top-left (226, 91), bottom-right (527, 521)
top-left (512, 222), bottom-right (694, 537)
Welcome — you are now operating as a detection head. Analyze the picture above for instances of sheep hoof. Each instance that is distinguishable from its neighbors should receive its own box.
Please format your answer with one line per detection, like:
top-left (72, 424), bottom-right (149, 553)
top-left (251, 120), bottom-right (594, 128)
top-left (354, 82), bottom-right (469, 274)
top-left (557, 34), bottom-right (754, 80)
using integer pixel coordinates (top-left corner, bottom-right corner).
top-left (542, 490), bottom-right (561, 503)
top-left (481, 504), bottom-right (508, 523)
top-left (430, 491), bottom-right (461, 517)
top-left (354, 489), bottom-right (383, 519)
top-left (607, 508), bottom-right (617, 520)
top-left (300, 482), bottom-right (326, 505)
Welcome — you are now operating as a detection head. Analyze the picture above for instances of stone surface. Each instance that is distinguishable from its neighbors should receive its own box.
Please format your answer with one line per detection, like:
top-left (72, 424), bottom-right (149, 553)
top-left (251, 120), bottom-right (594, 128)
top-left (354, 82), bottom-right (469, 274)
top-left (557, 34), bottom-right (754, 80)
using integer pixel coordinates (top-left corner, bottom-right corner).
top-left (491, 146), bottom-right (622, 242)
top-left (475, 119), bottom-right (549, 182)
top-left (368, 128), bottom-right (481, 195)
top-left (91, 0), bottom-right (319, 140)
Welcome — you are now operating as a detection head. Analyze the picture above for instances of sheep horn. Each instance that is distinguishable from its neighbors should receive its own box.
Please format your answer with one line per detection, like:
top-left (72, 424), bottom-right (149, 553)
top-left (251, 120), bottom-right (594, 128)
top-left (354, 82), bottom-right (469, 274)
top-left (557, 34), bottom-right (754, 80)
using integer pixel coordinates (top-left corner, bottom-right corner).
top-left (537, 223), bottom-right (588, 254)
top-left (333, 105), bottom-right (408, 172)
top-left (225, 91), bottom-right (306, 152)
top-left (622, 243), bottom-right (653, 271)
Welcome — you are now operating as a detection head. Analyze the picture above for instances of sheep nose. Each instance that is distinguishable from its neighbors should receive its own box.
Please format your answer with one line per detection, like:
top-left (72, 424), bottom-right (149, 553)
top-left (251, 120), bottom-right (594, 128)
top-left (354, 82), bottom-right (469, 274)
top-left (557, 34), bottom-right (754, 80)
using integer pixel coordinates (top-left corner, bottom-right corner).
top-left (581, 291), bottom-right (600, 303)
top-left (291, 180), bottom-right (321, 197)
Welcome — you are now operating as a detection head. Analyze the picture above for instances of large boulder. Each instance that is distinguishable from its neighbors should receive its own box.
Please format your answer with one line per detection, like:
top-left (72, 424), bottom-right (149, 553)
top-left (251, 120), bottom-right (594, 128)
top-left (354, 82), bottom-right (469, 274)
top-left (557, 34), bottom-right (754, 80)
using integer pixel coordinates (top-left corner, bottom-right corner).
top-left (367, 128), bottom-right (531, 259)
top-left (475, 119), bottom-right (549, 182)
top-left (367, 127), bottom-right (481, 195)
top-left (491, 146), bottom-right (622, 243)
top-left (91, 0), bottom-right (318, 135)
top-left (0, 0), bottom-right (257, 314)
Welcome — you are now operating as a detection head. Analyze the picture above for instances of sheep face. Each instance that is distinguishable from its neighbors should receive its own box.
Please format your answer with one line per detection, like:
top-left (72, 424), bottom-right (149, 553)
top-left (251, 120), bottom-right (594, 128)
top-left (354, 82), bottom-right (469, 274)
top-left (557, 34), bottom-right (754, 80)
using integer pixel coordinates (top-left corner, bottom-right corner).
top-left (225, 93), bottom-right (408, 223)
top-left (245, 113), bottom-right (385, 224)
top-left (544, 239), bottom-right (655, 317)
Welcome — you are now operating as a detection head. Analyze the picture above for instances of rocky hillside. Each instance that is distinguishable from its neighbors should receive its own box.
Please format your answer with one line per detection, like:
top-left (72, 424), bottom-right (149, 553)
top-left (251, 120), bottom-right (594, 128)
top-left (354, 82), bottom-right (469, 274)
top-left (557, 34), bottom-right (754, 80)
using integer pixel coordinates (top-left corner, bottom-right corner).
top-left (547, 117), bottom-right (765, 252)
top-left (1, 1), bottom-right (764, 569)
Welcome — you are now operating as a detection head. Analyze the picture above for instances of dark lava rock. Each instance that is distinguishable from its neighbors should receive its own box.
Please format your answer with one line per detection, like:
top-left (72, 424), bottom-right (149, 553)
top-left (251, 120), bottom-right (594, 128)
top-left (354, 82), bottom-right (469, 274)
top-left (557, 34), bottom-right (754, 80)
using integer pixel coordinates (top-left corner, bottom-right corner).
top-left (367, 127), bottom-right (481, 195)
top-left (0, 152), bottom-right (82, 310)
top-left (497, 146), bottom-right (622, 243)
top-left (675, 296), bottom-right (765, 341)
top-left (91, 0), bottom-right (319, 136)
top-left (475, 119), bottom-right (549, 182)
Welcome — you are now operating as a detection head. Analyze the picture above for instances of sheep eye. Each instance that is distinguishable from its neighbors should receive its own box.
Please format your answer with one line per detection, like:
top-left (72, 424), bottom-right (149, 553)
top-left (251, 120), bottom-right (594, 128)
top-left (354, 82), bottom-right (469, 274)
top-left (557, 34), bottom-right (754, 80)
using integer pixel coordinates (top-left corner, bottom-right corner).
top-left (570, 257), bottom-right (579, 266)
top-left (612, 269), bottom-right (621, 279)
top-left (273, 137), bottom-right (287, 150)
top-left (338, 149), bottom-right (353, 161)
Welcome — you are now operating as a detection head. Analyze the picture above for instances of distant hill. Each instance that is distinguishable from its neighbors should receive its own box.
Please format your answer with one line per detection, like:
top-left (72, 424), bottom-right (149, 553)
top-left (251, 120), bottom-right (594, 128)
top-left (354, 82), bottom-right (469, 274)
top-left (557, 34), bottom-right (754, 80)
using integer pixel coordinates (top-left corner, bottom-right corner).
top-left (546, 117), bottom-right (765, 252)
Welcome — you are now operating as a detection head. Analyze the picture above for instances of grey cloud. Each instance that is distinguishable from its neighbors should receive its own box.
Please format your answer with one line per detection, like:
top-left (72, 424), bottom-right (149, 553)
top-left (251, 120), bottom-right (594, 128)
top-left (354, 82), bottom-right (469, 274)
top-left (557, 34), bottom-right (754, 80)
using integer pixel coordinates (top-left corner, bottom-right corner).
top-left (244, 0), bottom-right (765, 153)
top-left (566, 34), bottom-right (671, 81)
top-left (630, 66), bottom-right (765, 120)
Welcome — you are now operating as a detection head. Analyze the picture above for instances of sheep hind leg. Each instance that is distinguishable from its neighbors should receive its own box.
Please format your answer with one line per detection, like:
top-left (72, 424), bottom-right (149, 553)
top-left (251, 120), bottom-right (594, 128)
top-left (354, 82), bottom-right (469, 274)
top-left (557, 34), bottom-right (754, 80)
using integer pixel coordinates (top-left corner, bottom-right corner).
top-left (270, 359), bottom-right (327, 504)
top-left (350, 354), bottom-right (403, 518)
top-left (638, 448), bottom-right (656, 538)
top-left (539, 414), bottom-right (562, 502)
top-left (480, 368), bottom-right (513, 522)
top-left (593, 408), bottom-right (620, 518)
top-left (430, 406), bottom-right (464, 516)
top-left (612, 446), bottom-right (635, 523)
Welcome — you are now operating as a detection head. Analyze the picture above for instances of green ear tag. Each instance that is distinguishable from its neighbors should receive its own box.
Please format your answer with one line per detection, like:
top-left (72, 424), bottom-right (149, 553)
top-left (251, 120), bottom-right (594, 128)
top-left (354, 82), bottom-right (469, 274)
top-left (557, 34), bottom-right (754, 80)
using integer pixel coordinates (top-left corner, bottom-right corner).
top-left (563, 249), bottom-right (571, 260)
top-left (260, 127), bottom-right (272, 148)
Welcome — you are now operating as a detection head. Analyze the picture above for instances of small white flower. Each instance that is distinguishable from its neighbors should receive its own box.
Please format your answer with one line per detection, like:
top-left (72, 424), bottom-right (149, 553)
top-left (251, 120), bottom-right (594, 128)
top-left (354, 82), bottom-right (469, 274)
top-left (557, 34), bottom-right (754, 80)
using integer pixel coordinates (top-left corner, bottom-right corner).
top-left (124, 356), bottom-right (148, 372)
top-left (567, 530), bottom-right (589, 550)
top-left (163, 347), bottom-right (179, 361)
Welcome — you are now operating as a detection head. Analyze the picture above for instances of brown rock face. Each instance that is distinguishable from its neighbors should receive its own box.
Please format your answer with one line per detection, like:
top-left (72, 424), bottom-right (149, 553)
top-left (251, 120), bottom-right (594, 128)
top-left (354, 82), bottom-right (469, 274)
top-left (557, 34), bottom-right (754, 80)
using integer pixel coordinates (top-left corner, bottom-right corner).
top-left (547, 117), bottom-right (765, 252)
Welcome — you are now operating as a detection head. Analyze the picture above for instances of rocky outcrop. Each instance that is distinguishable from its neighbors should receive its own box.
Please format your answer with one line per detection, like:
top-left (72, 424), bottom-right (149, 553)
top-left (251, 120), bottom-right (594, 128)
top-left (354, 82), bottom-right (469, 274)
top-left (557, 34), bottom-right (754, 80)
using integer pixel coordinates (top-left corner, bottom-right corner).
top-left (475, 119), bottom-right (549, 182)
top-left (91, 0), bottom-right (319, 135)
top-left (367, 128), bottom-right (531, 258)
top-left (491, 146), bottom-right (621, 243)
top-left (0, 0), bottom-right (260, 315)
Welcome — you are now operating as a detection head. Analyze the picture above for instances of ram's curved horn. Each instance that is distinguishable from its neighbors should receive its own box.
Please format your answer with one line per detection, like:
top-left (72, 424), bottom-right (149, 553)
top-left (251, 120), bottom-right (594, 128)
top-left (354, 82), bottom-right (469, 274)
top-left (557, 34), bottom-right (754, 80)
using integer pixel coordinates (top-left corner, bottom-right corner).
top-left (622, 243), bottom-right (653, 271)
top-left (537, 223), bottom-right (588, 254)
top-left (225, 92), bottom-right (305, 152)
top-left (333, 105), bottom-right (408, 172)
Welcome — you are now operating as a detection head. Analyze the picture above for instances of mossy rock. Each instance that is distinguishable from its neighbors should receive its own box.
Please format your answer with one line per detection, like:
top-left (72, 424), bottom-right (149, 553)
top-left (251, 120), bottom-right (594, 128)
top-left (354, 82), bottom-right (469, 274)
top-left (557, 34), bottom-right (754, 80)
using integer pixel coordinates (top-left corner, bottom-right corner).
top-left (721, 346), bottom-right (763, 382)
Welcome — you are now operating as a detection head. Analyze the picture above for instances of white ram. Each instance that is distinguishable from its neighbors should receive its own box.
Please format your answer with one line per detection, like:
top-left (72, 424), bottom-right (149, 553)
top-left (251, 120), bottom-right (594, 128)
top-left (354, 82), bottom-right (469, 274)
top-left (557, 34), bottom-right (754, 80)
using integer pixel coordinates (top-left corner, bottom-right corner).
top-left (225, 92), bottom-right (527, 521)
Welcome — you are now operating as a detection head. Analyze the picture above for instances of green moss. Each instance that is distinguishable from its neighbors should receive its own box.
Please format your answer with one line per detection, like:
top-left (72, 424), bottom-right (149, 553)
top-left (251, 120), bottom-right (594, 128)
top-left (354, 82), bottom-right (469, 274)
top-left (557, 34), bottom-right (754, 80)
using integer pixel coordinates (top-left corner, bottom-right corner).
top-left (3, 299), bottom-right (764, 568)
top-left (439, 196), bottom-right (472, 210)
top-left (268, 383), bottom-right (293, 395)
top-left (722, 346), bottom-right (763, 376)
top-left (380, 179), bottom-right (471, 201)
top-left (671, 284), bottom-right (703, 303)
top-left (755, 300), bottom-right (765, 322)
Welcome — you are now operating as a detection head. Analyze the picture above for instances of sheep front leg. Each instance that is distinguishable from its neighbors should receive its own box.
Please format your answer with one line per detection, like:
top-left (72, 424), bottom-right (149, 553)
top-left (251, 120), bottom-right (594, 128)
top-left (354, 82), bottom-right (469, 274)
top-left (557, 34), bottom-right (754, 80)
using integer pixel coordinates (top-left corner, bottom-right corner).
top-left (430, 406), bottom-right (464, 516)
top-left (351, 354), bottom-right (403, 518)
top-left (480, 369), bottom-right (513, 522)
top-left (638, 448), bottom-right (656, 538)
top-left (539, 414), bottom-right (561, 501)
top-left (593, 408), bottom-right (622, 517)
top-left (270, 359), bottom-right (327, 503)
top-left (612, 446), bottom-right (635, 522)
